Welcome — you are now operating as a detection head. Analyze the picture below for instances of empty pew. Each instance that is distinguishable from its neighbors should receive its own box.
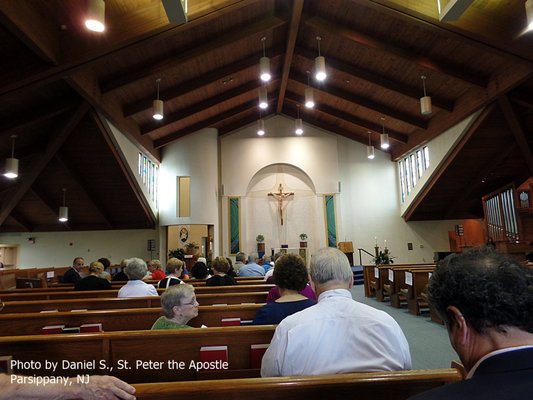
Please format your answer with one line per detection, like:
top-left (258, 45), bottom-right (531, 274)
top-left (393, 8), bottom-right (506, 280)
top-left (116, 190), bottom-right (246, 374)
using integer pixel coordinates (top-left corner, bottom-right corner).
top-left (0, 284), bottom-right (275, 302)
top-left (402, 268), bottom-right (435, 315)
top-left (383, 265), bottom-right (435, 308)
top-left (0, 304), bottom-right (263, 336)
top-left (0, 291), bottom-right (268, 313)
top-left (131, 368), bottom-right (463, 400)
top-left (0, 325), bottom-right (276, 383)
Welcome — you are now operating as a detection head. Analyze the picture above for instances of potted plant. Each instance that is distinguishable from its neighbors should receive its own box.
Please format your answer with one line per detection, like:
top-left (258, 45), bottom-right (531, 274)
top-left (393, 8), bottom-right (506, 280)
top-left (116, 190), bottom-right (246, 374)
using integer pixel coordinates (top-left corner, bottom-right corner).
top-left (299, 233), bottom-right (308, 248)
top-left (184, 241), bottom-right (200, 255)
top-left (168, 248), bottom-right (185, 260)
top-left (373, 247), bottom-right (395, 265)
top-left (256, 234), bottom-right (265, 254)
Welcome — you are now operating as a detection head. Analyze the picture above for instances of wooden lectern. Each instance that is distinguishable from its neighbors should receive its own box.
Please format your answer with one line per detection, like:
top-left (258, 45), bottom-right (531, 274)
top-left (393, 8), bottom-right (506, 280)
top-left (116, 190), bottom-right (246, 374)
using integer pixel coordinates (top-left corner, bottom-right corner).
top-left (338, 242), bottom-right (354, 266)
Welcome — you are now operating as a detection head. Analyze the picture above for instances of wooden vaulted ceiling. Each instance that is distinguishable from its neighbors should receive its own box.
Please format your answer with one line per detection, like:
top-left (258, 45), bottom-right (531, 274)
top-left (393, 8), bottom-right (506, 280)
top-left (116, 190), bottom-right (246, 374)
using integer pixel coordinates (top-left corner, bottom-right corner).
top-left (0, 0), bottom-right (532, 232)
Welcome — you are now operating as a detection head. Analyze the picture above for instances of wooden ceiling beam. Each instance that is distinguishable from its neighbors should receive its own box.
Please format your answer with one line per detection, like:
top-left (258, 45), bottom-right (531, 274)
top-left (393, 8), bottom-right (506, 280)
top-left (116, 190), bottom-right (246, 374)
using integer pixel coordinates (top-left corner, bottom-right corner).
top-left (276, 0), bottom-right (304, 114)
top-left (154, 99), bottom-right (264, 148)
top-left (93, 111), bottom-right (157, 228)
top-left (294, 48), bottom-right (454, 112)
top-left (498, 95), bottom-right (533, 176)
top-left (0, 1), bottom-right (59, 64)
top-left (53, 154), bottom-right (114, 230)
top-left (286, 93), bottom-right (408, 144)
top-left (291, 72), bottom-right (427, 129)
top-left (8, 211), bottom-right (33, 232)
top-left (0, 101), bottom-right (90, 226)
top-left (218, 112), bottom-right (273, 136)
top-left (123, 51), bottom-right (283, 117)
top-left (100, 15), bottom-right (286, 93)
top-left (305, 16), bottom-right (488, 88)
top-left (140, 80), bottom-right (273, 135)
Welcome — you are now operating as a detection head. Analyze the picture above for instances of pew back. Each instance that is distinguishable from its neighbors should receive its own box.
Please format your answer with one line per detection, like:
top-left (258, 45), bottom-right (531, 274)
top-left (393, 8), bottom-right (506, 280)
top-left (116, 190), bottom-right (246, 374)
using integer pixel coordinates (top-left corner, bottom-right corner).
top-left (131, 368), bottom-right (463, 400)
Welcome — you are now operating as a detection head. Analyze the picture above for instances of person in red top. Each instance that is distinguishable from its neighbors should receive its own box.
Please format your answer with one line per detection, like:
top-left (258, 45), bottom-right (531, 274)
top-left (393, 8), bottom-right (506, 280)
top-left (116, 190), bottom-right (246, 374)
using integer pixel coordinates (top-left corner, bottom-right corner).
top-left (146, 259), bottom-right (166, 280)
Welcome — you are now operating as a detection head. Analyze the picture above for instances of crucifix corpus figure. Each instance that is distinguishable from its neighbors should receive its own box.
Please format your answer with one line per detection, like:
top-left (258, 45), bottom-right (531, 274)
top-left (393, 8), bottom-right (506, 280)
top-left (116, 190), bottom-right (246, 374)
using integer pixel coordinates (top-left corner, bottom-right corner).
top-left (268, 184), bottom-right (294, 225)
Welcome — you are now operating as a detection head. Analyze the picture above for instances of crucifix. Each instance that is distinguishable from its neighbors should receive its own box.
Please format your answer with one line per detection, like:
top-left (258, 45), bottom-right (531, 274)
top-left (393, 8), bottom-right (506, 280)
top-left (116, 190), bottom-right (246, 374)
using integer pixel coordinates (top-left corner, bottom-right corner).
top-left (268, 184), bottom-right (294, 225)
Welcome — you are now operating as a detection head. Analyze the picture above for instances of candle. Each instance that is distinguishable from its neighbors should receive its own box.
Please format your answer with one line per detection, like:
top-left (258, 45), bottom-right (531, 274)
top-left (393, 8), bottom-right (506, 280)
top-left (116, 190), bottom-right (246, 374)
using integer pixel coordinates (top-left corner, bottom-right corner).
top-left (374, 236), bottom-right (377, 246)
top-left (384, 240), bottom-right (387, 248)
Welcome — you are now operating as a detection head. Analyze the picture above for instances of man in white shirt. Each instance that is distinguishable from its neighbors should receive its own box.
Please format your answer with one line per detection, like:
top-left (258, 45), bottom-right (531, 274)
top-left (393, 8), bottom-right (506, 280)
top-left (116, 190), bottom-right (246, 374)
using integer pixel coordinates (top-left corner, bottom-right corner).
top-left (261, 247), bottom-right (411, 377)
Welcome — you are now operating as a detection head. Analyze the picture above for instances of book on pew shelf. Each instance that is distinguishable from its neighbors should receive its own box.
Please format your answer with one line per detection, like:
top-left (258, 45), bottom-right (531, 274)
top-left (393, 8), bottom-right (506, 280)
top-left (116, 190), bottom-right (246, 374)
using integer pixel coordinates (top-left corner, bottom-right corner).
top-left (199, 346), bottom-right (228, 364)
top-left (70, 309), bottom-right (88, 312)
top-left (42, 325), bottom-right (65, 334)
top-left (250, 344), bottom-right (269, 368)
top-left (79, 323), bottom-right (103, 332)
top-left (62, 326), bottom-right (81, 334)
top-left (240, 319), bottom-right (253, 326)
top-left (220, 317), bottom-right (240, 326)
top-left (40, 309), bottom-right (59, 313)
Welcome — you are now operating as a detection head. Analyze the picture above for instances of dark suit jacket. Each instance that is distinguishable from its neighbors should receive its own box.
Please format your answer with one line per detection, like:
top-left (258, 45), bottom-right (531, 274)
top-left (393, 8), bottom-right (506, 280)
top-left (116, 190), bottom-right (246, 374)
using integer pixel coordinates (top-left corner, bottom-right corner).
top-left (60, 267), bottom-right (81, 284)
top-left (409, 347), bottom-right (533, 400)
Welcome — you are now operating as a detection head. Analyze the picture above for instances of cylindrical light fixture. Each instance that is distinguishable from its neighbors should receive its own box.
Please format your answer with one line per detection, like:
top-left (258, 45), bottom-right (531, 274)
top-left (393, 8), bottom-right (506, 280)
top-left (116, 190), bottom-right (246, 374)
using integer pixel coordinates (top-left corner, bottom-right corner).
top-left (527, 0), bottom-right (533, 31)
top-left (85, 0), bottom-right (105, 32)
top-left (4, 135), bottom-right (18, 179)
top-left (380, 117), bottom-right (389, 149)
top-left (315, 36), bottom-right (327, 81)
top-left (420, 75), bottom-right (432, 115)
top-left (258, 86), bottom-right (268, 109)
top-left (295, 105), bottom-right (303, 135)
top-left (257, 119), bottom-right (265, 136)
top-left (305, 72), bottom-right (315, 108)
top-left (153, 78), bottom-right (164, 120)
top-left (58, 188), bottom-right (68, 223)
top-left (259, 37), bottom-right (271, 82)
top-left (367, 131), bottom-right (375, 160)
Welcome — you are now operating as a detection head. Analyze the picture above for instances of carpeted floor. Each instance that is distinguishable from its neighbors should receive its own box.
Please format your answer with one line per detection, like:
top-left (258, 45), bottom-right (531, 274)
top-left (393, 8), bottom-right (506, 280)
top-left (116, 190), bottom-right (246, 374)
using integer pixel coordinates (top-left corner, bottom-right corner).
top-left (350, 284), bottom-right (459, 370)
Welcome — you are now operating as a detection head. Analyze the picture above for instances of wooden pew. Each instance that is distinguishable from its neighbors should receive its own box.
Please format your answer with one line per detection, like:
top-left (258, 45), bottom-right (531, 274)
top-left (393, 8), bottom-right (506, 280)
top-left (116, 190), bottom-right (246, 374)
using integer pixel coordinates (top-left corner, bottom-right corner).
top-left (131, 368), bottom-right (463, 400)
top-left (421, 291), bottom-right (444, 325)
top-left (0, 325), bottom-right (276, 383)
top-left (0, 284), bottom-right (275, 301)
top-left (0, 304), bottom-right (263, 336)
top-left (384, 265), bottom-right (435, 308)
top-left (402, 268), bottom-right (435, 316)
top-left (1, 292), bottom-right (268, 313)
top-left (363, 264), bottom-right (377, 297)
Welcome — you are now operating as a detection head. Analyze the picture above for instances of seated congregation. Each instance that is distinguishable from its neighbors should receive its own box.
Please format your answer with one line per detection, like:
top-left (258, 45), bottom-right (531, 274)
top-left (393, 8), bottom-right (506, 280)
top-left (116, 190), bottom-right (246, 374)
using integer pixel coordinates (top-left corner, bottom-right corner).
top-left (1, 246), bottom-right (531, 400)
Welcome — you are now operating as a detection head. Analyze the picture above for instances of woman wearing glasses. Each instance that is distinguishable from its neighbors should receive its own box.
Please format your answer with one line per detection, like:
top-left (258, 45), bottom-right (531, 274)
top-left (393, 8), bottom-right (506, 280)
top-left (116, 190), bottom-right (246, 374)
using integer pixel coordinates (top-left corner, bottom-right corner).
top-left (151, 284), bottom-right (199, 329)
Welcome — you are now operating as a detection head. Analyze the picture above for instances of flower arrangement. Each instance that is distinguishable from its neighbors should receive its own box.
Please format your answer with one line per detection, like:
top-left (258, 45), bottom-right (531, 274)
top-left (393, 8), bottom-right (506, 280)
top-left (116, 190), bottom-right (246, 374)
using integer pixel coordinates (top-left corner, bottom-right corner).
top-left (168, 248), bottom-right (185, 259)
top-left (185, 241), bottom-right (199, 251)
top-left (256, 234), bottom-right (265, 242)
top-left (299, 233), bottom-right (308, 241)
top-left (374, 247), bottom-right (395, 265)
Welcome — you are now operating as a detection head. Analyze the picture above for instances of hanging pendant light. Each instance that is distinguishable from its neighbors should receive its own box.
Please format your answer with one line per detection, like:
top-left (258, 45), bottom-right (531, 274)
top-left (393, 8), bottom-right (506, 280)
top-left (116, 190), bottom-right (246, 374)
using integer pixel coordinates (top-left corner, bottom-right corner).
top-left (380, 117), bottom-right (390, 150)
top-left (153, 78), bottom-right (164, 120)
top-left (257, 117), bottom-right (265, 136)
top-left (85, 0), bottom-right (106, 32)
top-left (305, 71), bottom-right (315, 108)
top-left (4, 135), bottom-right (18, 179)
top-left (527, 0), bottom-right (533, 31)
top-left (58, 188), bottom-right (68, 222)
top-left (367, 131), bottom-right (375, 159)
top-left (420, 75), bottom-right (432, 115)
top-left (314, 36), bottom-right (327, 81)
top-left (295, 105), bottom-right (303, 135)
top-left (259, 37), bottom-right (271, 82)
top-left (258, 86), bottom-right (268, 109)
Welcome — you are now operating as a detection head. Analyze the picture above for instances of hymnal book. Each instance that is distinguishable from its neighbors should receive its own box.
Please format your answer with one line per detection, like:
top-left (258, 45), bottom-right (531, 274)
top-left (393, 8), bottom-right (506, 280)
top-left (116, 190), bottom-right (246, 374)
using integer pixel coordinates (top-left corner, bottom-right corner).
top-left (42, 325), bottom-right (65, 334)
top-left (62, 326), bottom-right (81, 334)
top-left (79, 323), bottom-right (103, 332)
top-left (199, 346), bottom-right (228, 364)
top-left (240, 319), bottom-right (253, 326)
top-left (40, 309), bottom-right (59, 313)
top-left (250, 344), bottom-right (269, 368)
top-left (70, 309), bottom-right (88, 312)
top-left (220, 317), bottom-right (240, 326)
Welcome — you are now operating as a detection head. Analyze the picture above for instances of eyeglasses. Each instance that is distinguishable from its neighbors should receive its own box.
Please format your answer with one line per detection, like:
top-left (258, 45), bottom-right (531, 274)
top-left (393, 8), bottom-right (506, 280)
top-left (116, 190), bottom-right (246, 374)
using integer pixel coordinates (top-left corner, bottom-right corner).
top-left (181, 298), bottom-right (199, 306)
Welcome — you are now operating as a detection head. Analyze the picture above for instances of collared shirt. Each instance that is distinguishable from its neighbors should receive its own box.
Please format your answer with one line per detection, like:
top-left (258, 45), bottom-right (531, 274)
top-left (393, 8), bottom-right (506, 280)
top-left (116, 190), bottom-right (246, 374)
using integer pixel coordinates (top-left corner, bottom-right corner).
top-left (238, 262), bottom-right (265, 277)
top-left (261, 288), bottom-right (411, 377)
top-left (117, 280), bottom-right (159, 297)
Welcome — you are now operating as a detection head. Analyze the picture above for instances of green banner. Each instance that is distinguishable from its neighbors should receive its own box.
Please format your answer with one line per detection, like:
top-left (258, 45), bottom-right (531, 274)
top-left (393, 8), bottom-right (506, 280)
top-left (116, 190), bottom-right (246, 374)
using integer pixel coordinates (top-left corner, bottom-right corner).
top-left (325, 194), bottom-right (337, 248)
top-left (229, 197), bottom-right (240, 254)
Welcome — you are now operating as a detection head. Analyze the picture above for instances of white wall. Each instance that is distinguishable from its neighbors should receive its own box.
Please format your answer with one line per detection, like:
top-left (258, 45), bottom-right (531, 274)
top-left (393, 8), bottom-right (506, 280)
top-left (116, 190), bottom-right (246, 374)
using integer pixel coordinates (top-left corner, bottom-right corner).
top-left (0, 229), bottom-right (158, 268)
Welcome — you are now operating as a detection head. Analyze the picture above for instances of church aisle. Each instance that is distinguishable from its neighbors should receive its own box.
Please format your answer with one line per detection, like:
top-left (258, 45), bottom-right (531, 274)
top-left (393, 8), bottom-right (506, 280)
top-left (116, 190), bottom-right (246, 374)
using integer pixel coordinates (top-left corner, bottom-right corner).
top-left (350, 285), bottom-right (458, 370)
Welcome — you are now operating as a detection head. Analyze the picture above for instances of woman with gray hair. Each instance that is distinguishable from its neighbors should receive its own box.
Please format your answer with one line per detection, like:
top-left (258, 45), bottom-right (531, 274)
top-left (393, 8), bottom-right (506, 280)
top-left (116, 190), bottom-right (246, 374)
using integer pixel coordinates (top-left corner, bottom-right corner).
top-left (117, 258), bottom-right (159, 297)
top-left (151, 284), bottom-right (199, 329)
